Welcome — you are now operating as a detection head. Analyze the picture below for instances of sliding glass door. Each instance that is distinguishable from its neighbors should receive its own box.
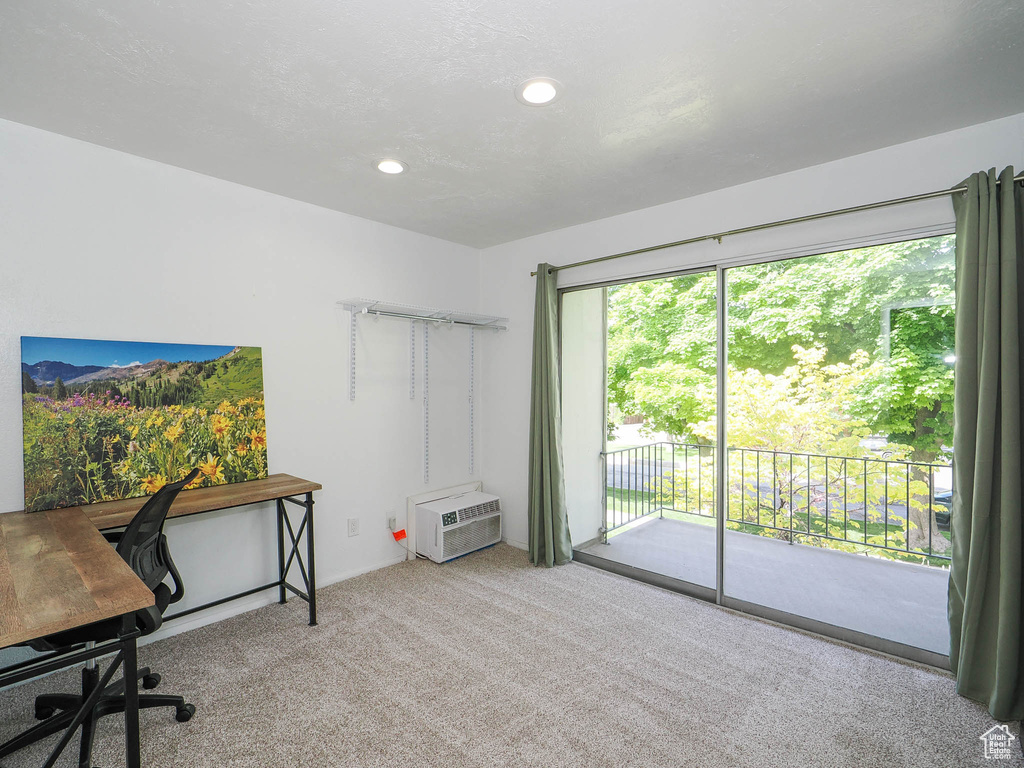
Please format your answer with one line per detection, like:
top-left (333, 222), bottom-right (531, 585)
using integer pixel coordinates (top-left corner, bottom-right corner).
top-left (722, 236), bottom-right (954, 658)
top-left (564, 234), bottom-right (955, 663)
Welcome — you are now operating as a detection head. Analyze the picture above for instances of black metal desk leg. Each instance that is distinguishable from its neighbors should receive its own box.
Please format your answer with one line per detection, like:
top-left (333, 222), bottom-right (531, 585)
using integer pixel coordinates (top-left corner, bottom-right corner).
top-left (121, 614), bottom-right (141, 768)
top-left (276, 498), bottom-right (287, 605)
top-left (306, 492), bottom-right (317, 626)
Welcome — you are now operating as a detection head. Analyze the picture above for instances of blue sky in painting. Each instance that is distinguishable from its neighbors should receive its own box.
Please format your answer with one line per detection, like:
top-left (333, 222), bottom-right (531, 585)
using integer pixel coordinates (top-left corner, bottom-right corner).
top-left (21, 337), bottom-right (236, 368)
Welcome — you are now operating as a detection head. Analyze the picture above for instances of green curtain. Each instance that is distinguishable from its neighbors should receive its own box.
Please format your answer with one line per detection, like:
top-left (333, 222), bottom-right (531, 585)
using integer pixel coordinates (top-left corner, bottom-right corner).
top-left (949, 166), bottom-right (1024, 721)
top-left (528, 264), bottom-right (573, 566)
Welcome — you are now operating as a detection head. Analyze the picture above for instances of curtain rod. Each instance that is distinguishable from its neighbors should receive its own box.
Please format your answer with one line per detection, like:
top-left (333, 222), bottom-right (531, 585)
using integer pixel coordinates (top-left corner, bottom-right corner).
top-left (530, 171), bottom-right (1024, 277)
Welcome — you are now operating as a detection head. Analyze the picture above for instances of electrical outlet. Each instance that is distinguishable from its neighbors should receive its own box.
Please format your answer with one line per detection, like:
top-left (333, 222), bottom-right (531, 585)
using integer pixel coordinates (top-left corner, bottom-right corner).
top-left (347, 517), bottom-right (359, 537)
top-left (387, 515), bottom-right (397, 531)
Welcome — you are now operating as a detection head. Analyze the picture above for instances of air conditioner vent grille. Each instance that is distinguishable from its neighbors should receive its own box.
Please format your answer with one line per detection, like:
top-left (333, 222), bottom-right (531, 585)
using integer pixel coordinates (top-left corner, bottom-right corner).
top-left (443, 516), bottom-right (501, 560)
top-left (457, 499), bottom-right (501, 522)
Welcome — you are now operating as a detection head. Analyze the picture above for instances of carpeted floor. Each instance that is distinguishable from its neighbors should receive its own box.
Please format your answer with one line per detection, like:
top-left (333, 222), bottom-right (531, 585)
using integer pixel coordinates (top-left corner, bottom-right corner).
top-left (0, 543), bottom-right (1018, 767)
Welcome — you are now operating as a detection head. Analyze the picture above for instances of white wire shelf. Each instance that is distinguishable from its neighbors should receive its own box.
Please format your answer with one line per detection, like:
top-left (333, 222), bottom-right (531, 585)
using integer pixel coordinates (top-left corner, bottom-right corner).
top-left (339, 298), bottom-right (508, 330)
top-left (340, 298), bottom-right (504, 481)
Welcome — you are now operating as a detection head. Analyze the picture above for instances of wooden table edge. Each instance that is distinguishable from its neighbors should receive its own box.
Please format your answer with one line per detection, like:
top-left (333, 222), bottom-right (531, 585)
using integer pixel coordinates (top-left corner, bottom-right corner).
top-left (12, 474), bottom-right (322, 531)
top-left (0, 508), bottom-right (154, 650)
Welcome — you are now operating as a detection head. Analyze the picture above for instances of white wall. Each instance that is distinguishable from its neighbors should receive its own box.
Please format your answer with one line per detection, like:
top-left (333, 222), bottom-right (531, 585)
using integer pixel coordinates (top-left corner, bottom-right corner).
top-left (0, 118), bottom-right (485, 648)
top-left (479, 112), bottom-right (1024, 550)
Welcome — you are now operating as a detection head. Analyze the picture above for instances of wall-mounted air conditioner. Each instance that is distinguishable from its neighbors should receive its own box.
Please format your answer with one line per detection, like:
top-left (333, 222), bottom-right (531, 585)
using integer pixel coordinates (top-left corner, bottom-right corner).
top-left (415, 491), bottom-right (501, 563)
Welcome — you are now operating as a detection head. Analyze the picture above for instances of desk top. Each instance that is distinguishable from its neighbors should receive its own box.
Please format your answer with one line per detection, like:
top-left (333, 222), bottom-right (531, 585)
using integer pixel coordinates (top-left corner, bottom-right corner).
top-left (80, 473), bottom-right (322, 530)
top-left (0, 507), bottom-right (155, 650)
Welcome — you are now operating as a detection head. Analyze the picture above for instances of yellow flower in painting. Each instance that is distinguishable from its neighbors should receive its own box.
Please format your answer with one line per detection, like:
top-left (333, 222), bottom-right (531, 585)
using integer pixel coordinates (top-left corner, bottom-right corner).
top-left (110, 434), bottom-right (121, 444)
top-left (153, 415), bottom-right (165, 428)
top-left (198, 456), bottom-right (225, 483)
top-left (238, 397), bottom-right (255, 407)
top-left (145, 414), bottom-right (156, 428)
top-left (235, 442), bottom-right (249, 455)
top-left (198, 409), bottom-right (208, 418)
top-left (141, 475), bottom-right (167, 493)
top-left (211, 415), bottom-right (232, 439)
top-left (248, 429), bottom-right (267, 450)
top-left (147, 442), bottom-right (158, 453)
top-left (129, 425), bottom-right (140, 439)
top-left (164, 422), bottom-right (184, 442)
top-left (255, 407), bottom-right (265, 420)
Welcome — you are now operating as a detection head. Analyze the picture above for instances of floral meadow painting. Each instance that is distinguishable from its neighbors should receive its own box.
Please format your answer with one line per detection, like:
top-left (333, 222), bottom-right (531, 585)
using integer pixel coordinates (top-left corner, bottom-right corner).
top-left (21, 337), bottom-right (269, 512)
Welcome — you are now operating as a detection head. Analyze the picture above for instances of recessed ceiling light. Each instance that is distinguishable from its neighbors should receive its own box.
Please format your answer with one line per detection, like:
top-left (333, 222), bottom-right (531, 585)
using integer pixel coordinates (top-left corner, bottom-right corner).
top-left (377, 159), bottom-right (406, 174)
top-left (516, 78), bottom-right (561, 106)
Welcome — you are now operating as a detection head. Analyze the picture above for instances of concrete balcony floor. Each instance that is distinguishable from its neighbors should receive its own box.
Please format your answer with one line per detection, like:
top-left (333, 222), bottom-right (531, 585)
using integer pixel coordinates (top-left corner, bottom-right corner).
top-left (578, 516), bottom-right (950, 656)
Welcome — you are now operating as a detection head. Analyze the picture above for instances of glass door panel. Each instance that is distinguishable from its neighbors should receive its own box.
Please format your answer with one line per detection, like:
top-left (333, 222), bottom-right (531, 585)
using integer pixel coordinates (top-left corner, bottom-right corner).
top-left (722, 235), bottom-right (955, 657)
top-left (567, 271), bottom-right (719, 595)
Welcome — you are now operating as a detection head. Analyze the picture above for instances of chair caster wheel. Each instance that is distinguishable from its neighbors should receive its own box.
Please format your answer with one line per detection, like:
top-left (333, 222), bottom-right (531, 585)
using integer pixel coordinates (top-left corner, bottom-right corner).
top-left (175, 704), bottom-right (195, 722)
top-left (34, 705), bottom-right (54, 720)
top-left (142, 673), bottom-right (161, 689)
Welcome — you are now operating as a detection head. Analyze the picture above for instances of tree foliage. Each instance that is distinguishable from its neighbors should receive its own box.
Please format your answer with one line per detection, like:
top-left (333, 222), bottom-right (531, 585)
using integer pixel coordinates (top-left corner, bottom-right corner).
top-left (607, 235), bottom-right (956, 462)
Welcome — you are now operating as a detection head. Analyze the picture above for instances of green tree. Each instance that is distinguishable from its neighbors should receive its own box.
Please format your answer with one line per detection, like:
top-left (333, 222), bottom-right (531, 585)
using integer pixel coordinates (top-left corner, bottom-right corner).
top-left (692, 347), bottom-right (873, 456)
top-left (53, 376), bottom-right (67, 400)
top-left (607, 235), bottom-right (955, 462)
top-left (653, 347), bottom-right (948, 557)
top-left (22, 371), bottom-right (37, 394)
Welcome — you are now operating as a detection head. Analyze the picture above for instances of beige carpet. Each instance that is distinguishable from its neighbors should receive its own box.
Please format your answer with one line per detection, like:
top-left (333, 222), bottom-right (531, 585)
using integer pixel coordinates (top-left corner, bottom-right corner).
top-left (0, 544), bottom-right (1019, 767)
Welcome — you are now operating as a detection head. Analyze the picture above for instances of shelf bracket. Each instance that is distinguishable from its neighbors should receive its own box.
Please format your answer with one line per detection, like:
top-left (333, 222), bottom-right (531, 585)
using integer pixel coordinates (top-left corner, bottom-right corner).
top-left (409, 320), bottom-right (416, 400)
top-left (469, 329), bottom-right (475, 475)
top-left (423, 322), bottom-right (430, 484)
top-left (348, 312), bottom-right (358, 401)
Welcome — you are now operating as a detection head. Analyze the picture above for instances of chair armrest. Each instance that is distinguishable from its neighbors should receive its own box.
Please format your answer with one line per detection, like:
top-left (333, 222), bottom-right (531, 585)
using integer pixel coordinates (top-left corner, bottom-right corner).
top-left (160, 534), bottom-right (186, 604)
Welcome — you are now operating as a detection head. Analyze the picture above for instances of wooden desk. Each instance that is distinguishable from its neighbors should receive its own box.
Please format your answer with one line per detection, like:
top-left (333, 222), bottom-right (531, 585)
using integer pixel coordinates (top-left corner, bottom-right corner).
top-left (78, 473), bottom-right (323, 626)
top-left (0, 508), bottom-right (154, 647)
top-left (0, 507), bottom-right (152, 768)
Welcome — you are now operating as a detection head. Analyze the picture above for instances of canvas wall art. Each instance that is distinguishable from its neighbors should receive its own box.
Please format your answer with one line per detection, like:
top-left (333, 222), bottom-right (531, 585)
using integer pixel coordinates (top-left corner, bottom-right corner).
top-left (21, 337), bottom-right (268, 512)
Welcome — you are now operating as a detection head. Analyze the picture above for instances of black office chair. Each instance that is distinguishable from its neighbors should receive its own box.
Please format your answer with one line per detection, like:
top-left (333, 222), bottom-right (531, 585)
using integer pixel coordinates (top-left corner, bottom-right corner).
top-left (0, 468), bottom-right (200, 767)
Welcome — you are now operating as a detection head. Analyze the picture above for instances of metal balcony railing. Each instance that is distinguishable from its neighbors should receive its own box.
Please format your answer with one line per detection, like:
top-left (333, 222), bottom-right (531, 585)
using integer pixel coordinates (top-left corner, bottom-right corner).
top-left (603, 442), bottom-right (952, 562)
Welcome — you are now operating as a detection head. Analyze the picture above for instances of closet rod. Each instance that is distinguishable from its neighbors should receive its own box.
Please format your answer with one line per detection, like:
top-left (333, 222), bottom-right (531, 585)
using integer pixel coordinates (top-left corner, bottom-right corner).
top-left (358, 307), bottom-right (507, 331)
top-left (530, 171), bottom-right (1024, 276)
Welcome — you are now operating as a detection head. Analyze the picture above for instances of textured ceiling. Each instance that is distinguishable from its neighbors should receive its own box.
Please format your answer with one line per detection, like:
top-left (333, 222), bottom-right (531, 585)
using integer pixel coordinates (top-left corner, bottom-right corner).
top-left (1, 1), bottom-right (1023, 248)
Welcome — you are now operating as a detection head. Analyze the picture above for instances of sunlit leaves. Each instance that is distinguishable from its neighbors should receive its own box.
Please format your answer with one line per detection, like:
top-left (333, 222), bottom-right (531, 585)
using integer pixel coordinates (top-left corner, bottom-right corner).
top-left (607, 235), bottom-right (956, 461)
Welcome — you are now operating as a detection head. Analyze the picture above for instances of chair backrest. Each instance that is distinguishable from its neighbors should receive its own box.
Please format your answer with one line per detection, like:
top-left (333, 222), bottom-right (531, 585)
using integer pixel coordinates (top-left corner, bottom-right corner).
top-left (116, 468), bottom-right (199, 592)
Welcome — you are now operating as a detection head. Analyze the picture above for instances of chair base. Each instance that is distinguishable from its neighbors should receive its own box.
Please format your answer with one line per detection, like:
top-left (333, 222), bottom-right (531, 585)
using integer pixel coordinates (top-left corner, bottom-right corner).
top-left (0, 665), bottom-right (194, 768)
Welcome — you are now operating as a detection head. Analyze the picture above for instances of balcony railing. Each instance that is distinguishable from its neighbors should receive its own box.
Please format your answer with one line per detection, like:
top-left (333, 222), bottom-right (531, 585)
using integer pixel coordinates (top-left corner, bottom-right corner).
top-left (603, 442), bottom-right (952, 563)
